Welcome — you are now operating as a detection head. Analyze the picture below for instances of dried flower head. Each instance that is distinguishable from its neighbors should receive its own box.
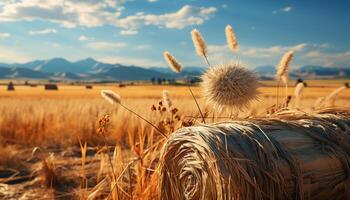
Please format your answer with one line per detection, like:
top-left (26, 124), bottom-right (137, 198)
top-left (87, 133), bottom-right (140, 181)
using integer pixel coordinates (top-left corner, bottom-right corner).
top-left (163, 51), bottom-right (182, 73)
top-left (151, 105), bottom-right (157, 111)
top-left (191, 29), bottom-right (208, 57)
top-left (276, 51), bottom-right (293, 85)
top-left (101, 90), bottom-right (121, 105)
top-left (225, 25), bottom-right (239, 52)
top-left (201, 62), bottom-right (259, 111)
top-left (162, 90), bottom-right (172, 109)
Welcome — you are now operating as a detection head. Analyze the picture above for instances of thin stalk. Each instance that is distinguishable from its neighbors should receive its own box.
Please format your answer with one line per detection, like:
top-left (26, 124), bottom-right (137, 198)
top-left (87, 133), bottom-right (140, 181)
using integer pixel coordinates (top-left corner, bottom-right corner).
top-left (203, 55), bottom-right (211, 67)
top-left (285, 83), bottom-right (288, 99)
top-left (101, 134), bottom-right (117, 183)
top-left (119, 103), bottom-right (168, 139)
top-left (187, 84), bottom-right (206, 124)
top-left (276, 79), bottom-right (280, 106)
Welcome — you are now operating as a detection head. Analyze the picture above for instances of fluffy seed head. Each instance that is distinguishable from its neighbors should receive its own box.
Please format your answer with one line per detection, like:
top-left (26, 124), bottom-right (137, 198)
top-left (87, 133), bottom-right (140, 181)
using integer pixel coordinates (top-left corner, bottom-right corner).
top-left (294, 82), bottom-right (304, 98)
top-left (101, 90), bottom-right (121, 105)
top-left (294, 82), bottom-right (304, 108)
top-left (163, 51), bottom-right (182, 73)
top-left (225, 25), bottom-right (239, 52)
top-left (162, 90), bottom-right (172, 109)
top-left (191, 29), bottom-right (208, 57)
top-left (276, 51), bottom-right (293, 85)
top-left (201, 63), bottom-right (259, 111)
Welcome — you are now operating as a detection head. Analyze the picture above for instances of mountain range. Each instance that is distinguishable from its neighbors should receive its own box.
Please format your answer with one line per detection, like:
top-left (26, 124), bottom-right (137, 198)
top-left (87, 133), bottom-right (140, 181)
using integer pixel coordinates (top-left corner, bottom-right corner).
top-left (0, 58), bottom-right (348, 81)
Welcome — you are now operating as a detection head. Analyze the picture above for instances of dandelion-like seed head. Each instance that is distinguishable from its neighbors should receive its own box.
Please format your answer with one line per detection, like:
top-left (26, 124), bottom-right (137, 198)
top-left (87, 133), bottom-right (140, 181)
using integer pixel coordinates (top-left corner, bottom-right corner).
top-left (201, 62), bottom-right (259, 111)
top-left (101, 90), bottom-right (121, 105)
top-left (225, 25), bottom-right (239, 52)
top-left (163, 51), bottom-right (182, 73)
top-left (191, 29), bottom-right (208, 57)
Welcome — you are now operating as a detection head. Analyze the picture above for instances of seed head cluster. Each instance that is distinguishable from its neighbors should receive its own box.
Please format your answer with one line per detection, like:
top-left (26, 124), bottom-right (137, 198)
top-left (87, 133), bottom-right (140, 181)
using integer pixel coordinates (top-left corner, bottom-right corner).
top-left (201, 63), bottom-right (259, 111)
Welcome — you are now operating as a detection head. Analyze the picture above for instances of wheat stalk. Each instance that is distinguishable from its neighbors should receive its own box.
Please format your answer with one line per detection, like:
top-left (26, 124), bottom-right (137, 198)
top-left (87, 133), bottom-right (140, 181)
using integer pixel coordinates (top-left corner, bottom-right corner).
top-left (101, 90), bottom-right (121, 105)
top-left (191, 29), bottom-right (210, 67)
top-left (163, 51), bottom-right (182, 73)
top-left (276, 51), bottom-right (293, 86)
top-left (294, 82), bottom-right (304, 108)
top-left (225, 25), bottom-right (239, 53)
top-left (276, 51), bottom-right (293, 105)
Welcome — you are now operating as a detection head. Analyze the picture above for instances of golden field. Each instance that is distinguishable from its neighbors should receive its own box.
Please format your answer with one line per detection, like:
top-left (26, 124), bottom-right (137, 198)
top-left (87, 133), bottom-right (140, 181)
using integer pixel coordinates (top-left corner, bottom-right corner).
top-left (0, 81), bottom-right (349, 199)
top-left (0, 82), bottom-right (349, 146)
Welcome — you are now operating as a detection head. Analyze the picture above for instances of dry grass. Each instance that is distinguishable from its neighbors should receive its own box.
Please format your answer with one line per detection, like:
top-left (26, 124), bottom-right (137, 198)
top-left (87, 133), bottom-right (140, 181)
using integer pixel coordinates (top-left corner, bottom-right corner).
top-left (0, 83), bottom-right (349, 199)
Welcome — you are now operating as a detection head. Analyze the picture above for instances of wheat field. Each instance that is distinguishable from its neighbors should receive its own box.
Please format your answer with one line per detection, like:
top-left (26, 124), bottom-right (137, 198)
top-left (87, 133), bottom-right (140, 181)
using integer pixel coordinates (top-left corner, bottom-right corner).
top-left (0, 82), bottom-right (349, 199)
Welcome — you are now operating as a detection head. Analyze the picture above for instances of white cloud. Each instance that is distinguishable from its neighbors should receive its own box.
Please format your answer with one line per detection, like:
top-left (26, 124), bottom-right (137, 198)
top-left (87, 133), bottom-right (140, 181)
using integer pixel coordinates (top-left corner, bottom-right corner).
top-left (0, 32), bottom-right (11, 38)
top-left (29, 28), bottom-right (57, 35)
top-left (206, 42), bottom-right (349, 68)
top-left (135, 44), bottom-right (150, 50)
top-left (281, 6), bottom-right (292, 12)
top-left (305, 50), bottom-right (350, 67)
top-left (209, 43), bottom-right (307, 59)
top-left (0, 2), bottom-right (216, 34)
top-left (0, 0), bottom-right (122, 28)
top-left (148, 0), bottom-right (158, 2)
top-left (120, 29), bottom-right (138, 35)
top-left (86, 41), bottom-right (127, 50)
top-left (79, 35), bottom-right (89, 41)
top-left (115, 5), bottom-right (217, 33)
top-left (99, 55), bottom-right (163, 67)
top-left (273, 6), bottom-right (293, 14)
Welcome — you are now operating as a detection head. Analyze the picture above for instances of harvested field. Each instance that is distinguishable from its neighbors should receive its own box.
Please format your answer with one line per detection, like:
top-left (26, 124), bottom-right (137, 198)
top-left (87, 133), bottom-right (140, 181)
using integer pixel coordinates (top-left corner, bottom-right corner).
top-left (0, 83), bottom-right (349, 199)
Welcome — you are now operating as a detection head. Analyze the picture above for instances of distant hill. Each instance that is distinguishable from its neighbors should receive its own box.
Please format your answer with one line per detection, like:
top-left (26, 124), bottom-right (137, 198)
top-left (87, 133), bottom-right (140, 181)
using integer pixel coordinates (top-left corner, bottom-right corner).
top-left (0, 67), bottom-right (49, 79)
top-left (0, 58), bottom-right (192, 81)
top-left (94, 66), bottom-right (172, 81)
top-left (254, 65), bottom-right (350, 79)
top-left (0, 58), bottom-right (348, 81)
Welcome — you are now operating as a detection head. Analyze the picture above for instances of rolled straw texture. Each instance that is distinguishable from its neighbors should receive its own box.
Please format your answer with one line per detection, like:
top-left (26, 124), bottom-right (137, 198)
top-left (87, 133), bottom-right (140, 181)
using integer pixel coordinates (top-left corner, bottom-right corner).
top-left (159, 108), bottom-right (350, 200)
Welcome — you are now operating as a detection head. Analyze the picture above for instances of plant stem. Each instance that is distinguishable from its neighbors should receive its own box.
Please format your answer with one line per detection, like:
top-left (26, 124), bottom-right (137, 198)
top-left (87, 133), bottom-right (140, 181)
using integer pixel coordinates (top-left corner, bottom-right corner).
top-left (101, 134), bottom-right (117, 183)
top-left (187, 84), bottom-right (206, 124)
top-left (203, 55), bottom-right (211, 67)
top-left (118, 103), bottom-right (168, 139)
top-left (276, 79), bottom-right (280, 106)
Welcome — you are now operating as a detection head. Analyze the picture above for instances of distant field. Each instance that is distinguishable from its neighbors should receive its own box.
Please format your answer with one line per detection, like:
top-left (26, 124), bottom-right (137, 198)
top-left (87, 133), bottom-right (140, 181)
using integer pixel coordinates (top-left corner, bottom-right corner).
top-left (0, 81), bottom-right (349, 146)
top-left (0, 80), bottom-right (349, 99)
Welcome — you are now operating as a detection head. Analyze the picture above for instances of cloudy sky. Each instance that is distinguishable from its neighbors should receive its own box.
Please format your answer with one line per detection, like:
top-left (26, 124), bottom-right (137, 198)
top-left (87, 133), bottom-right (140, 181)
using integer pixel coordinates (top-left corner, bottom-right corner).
top-left (0, 0), bottom-right (349, 69)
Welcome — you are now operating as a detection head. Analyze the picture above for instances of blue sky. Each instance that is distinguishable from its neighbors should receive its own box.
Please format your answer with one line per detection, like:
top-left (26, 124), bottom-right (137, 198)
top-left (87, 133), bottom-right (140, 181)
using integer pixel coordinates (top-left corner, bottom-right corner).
top-left (0, 0), bottom-right (349, 69)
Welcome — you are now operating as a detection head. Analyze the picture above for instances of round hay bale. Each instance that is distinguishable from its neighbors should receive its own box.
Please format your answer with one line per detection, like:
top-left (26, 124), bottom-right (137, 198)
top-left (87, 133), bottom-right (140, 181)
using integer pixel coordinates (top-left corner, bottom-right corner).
top-left (159, 109), bottom-right (350, 200)
top-left (7, 82), bottom-right (15, 91)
